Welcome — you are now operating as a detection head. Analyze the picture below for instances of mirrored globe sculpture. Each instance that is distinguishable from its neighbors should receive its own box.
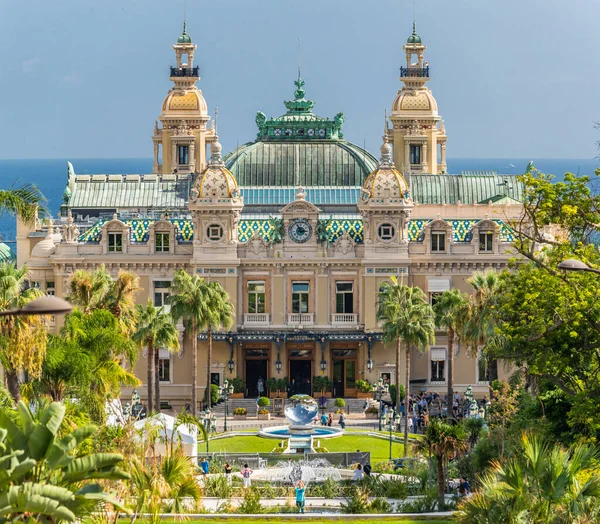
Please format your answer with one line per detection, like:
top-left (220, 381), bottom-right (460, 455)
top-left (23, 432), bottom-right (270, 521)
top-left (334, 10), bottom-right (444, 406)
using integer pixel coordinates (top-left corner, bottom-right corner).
top-left (285, 394), bottom-right (319, 432)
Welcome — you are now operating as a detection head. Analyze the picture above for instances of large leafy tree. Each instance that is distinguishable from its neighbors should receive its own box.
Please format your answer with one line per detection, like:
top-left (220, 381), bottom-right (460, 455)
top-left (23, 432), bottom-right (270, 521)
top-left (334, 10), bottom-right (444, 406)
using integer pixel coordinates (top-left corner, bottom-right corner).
top-left (459, 433), bottom-right (600, 523)
top-left (378, 276), bottom-right (435, 453)
top-left (0, 262), bottom-right (46, 402)
top-left (66, 266), bottom-right (140, 335)
top-left (0, 182), bottom-right (46, 225)
top-left (132, 301), bottom-right (180, 413)
top-left (170, 271), bottom-right (234, 414)
top-left (0, 400), bottom-right (130, 522)
top-left (35, 309), bottom-right (139, 423)
top-left (433, 288), bottom-right (469, 407)
top-left (414, 418), bottom-right (468, 510)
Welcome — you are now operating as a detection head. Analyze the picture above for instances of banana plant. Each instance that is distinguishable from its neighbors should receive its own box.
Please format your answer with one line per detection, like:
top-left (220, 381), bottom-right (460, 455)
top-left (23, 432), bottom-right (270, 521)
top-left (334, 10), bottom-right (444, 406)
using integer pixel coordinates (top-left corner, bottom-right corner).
top-left (0, 400), bottom-right (130, 522)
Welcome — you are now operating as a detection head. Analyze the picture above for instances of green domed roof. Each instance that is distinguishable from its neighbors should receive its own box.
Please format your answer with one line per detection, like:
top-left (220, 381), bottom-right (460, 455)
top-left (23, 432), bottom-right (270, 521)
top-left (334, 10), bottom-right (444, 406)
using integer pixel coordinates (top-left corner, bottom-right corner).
top-left (407, 22), bottom-right (422, 44)
top-left (177, 22), bottom-right (192, 44)
top-left (224, 77), bottom-right (377, 186)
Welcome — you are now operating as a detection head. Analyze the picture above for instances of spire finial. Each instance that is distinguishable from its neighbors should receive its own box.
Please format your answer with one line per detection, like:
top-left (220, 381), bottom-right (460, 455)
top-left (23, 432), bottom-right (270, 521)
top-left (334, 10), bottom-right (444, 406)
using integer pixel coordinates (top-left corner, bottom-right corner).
top-left (297, 38), bottom-right (302, 81)
top-left (384, 108), bottom-right (388, 135)
top-left (184, 0), bottom-right (187, 31)
top-left (214, 106), bottom-right (219, 134)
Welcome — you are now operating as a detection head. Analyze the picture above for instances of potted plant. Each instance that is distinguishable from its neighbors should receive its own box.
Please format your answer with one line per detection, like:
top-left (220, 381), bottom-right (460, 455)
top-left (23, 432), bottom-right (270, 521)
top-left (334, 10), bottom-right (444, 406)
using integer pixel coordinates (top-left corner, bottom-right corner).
top-left (230, 378), bottom-right (246, 399)
top-left (276, 377), bottom-right (288, 399)
top-left (312, 376), bottom-right (334, 398)
top-left (233, 407), bottom-right (247, 420)
top-left (334, 397), bottom-right (345, 414)
top-left (257, 397), bottom-right (271, 420)
top-left (364, 406), bottom-right (379, 419)
top-left (356, 379), bottom-right (374, 399)
top-left (266, 377), bottom-right (278, 398)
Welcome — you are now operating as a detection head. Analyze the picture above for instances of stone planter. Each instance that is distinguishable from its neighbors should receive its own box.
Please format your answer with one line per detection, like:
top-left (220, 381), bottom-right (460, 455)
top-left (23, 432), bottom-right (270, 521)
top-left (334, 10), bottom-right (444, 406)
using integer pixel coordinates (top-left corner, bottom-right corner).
top-left (357, 391), bottom-right (373, 399)
top-left (269, 392), bottom-right (288, 399)
top-left (231, 393), bottom-right (245, 399)
top-left (314, 392), bottom-right (333, 398)
top-left (233, 414), bottom-right (247, 420)
top-left (258, 413), bottom-right (271, 420)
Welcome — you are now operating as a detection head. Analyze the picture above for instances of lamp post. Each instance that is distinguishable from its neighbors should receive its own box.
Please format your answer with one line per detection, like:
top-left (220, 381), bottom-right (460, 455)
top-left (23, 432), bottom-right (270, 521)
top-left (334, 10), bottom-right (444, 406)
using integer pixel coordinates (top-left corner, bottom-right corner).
top-left (220, 379), bottom-right (235, 433)
top-left (558, 259), bottom-right (600, 275)
top-left (388, 409), bottom-right (400, 460)
top-left (374, 378), bottom-right (388, 432)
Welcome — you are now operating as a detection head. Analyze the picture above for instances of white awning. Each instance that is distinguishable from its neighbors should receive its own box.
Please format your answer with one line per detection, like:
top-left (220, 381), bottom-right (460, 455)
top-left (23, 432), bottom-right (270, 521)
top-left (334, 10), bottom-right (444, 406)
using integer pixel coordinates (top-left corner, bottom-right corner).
top-left (428, 278), bottom-right (451, 292)
top-left (431, 348), bottom-right (447, 361)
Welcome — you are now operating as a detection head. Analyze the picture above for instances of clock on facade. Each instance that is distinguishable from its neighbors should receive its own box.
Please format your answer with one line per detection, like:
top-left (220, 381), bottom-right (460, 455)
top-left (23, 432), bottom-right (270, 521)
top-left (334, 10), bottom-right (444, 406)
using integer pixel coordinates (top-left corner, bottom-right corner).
top-left (288, 218), bottom-right (313, 243)
top-left (274, 128), bottom-right (282, 136)
top-left (307, 128), bottom-right (315, 137)
top-left (318, 128), bottom-right (326, 138)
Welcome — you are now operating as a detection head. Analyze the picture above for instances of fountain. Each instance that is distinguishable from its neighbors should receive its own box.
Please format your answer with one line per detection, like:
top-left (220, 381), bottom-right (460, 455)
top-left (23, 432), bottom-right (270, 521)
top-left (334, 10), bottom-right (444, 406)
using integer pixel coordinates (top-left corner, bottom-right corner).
top-left (258, 394), bottom-right (343, 453)
top-left (251, 457), bottom-right (343, 485)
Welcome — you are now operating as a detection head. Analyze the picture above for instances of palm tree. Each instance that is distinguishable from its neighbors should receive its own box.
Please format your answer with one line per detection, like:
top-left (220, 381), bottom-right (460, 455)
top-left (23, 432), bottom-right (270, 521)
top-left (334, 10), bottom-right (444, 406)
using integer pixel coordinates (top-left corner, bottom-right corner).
top-left (433, 288), bottom-right (469, 410)
top-left (66, 266), bottom-right (140, 335)
top-left (464, 269), bottom-right (502, 382)
top-left (0, 182), bottom-right (46, 225)
top-left (133, 301), bottom-right (180, 413)
top-left (0, 262), bottom-right (46, 402)
top-left (378, 276), bottom-right (435, 454)
top-left (169, 271), bottom-right (234, 415)
top-left (413, 418), bottom-right (468, 510)
top-left (458, 433), bottom-right (600, 523)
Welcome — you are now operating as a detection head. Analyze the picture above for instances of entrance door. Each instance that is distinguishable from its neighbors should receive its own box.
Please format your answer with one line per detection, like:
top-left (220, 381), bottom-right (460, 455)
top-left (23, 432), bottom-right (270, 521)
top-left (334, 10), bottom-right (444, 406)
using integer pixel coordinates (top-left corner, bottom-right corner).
top-left (289, 360), bottom-right (312, 395)
top-left (332, 348), bottom-right (358, 397)
top-left (245, 359), bottom-right (268, 398)
top-left (333, 360), bottom-right (344, 397)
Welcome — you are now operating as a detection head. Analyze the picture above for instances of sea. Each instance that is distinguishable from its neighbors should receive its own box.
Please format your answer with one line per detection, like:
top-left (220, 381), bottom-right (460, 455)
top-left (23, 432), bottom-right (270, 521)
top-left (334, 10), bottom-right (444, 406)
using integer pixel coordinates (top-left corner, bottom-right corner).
top-left (0, 157), bottom-right (597, 248)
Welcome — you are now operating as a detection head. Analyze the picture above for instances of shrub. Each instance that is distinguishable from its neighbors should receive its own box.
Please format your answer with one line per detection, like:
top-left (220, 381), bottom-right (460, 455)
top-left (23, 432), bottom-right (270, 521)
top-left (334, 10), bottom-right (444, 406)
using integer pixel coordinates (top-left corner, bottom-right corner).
top-left (210, 383), bottom-right (219, 405)
top-left (276, 377), bottom-right (288, 392)
top-left (237, 487), bottom-right (264, 514)
top-left (341, 485), bottom-right (371, 514)
top-left (258, 408), bottom-right (269, 415)
top-left (231, 378), bottom-right (246, 394)
top-left (233, 407), bottom-right (247, 415)
top-left (266, 377), bottom-right (278, 393)
top-left (257, 396), bottom-right (270, 407)
top-left (313, 375), bottom-right (334, 394)
top-left (334, 398), bottom-right (346, 408)
top-left (204, 474), bottom-right (232, 498)
top-left (356, 379), bottom-right (373, 393)
top-left (369, 497), bottom-right (393, 513)
top-left (365, 406), bottom-right (379, 415)
top-left (388, 384), bottom-right (405, 406)
top-left (314, 446), bottom-right (329, 453)
top-left (400, 487), bottom-right (439, 513)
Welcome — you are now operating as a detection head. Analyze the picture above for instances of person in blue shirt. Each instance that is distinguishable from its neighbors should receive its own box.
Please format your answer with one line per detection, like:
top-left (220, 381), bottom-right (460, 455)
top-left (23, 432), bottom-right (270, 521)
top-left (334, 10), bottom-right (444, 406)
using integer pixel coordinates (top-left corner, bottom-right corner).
top-left (295, 480), bottom-right (306, 513)
top-left (200, 457), bottom-right (209, 476)
top-left (320, 413), bottom-right (328, 426)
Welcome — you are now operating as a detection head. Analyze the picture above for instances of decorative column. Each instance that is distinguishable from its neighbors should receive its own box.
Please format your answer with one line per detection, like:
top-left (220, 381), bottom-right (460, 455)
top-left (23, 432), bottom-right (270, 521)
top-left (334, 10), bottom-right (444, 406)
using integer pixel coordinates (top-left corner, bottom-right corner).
top-left (422, 142), bottom-right (429, 173)
top-left (153, 142), bottom-right (159, 173)
top-left (440, 143), bottom-right (447, 173)
top-left (404, 140), bottom-right (411, 172)
top-left (189, 142), bottom-right (196, 172)
top-left (171, 143), bottom-right (178, 172)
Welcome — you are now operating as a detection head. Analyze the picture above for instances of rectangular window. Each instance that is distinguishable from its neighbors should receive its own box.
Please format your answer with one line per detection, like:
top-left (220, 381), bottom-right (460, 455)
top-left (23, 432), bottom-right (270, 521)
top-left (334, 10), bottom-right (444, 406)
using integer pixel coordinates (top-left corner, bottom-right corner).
top-left (335, 282), bottom-right (354, 314)
top-left (479, 231), bottom-right (493, 252)
top-left (178, 145), bottom-right (189, 165)
top-left (431, 348), bottom-right (446, 382)
top-left (31, 281), bottom-right (41, 289)
top-left (155, 232), bottom-right (170, 252)
top-left (46, 282), bottom-right (55, 296)
top-left (291, 282), bottom-right (310, 314)
top-left (410, 144), bottom-right (421, 165)
top-left (431, 232), bottom-right (446, 252)
top-left (108, 232), bottom-right (123, 252)
top-left (429, 292), bottom-right (442, 307)
top-left (158, 357), bottom-right (171, 382)
top-left (247, 281), bottom-right (266, 314)
top-left (154, 281), bottom-right (171, 309)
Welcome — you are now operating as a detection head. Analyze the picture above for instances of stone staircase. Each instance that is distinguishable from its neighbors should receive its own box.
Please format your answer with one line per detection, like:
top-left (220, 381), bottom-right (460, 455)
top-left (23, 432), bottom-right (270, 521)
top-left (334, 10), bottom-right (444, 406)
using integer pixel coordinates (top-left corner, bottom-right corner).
top-left (210, 397), bottom-right (372, 416)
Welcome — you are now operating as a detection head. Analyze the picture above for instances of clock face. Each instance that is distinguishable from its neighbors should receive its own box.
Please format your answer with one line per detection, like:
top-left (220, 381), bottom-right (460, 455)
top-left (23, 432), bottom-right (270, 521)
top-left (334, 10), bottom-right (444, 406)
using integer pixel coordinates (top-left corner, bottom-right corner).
top-left (274, 128), bottom-right (282, 136)
top-left (318, 128), bottom-right (326, 137)
top-left (284, 128), bottom-right (293, 136)
top-left (307, 128), bottom-right (315, 137)
top-left (288, 219), bottom-right (313, 243)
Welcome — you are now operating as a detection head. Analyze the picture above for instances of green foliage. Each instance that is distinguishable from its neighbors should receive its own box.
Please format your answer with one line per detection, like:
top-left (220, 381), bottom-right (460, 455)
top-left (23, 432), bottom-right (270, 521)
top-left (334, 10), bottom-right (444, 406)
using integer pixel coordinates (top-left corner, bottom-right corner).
top-left (231, 378), bottom-right (246, 394)
top-left (276, 377), bottom-right (288, 392)
top-left (458, 433), bottom-right (600, 523)
top-left (334, 398), bottom-right (346, 408)
top-left (257, 396), bottom-right (270, 407)
top-left (401, 487), bottom-right (444, 513)
top-left (0, 400), bottom-right (129, 522)
top-left (211, 384), bottom-right (220, 405)
top-left (267, 216), bottom-right (285, 244)
top-left (265, 377), bottom-right (278, 393)
top-left (236, 487), bottom-right (264, 514)
top-left (203, 474), bottom-right (232, 499)
top-left (316, 217), bottom-right (333, 244)
top-left (363, 475), bottom-right (409, 499)
top-left (340, 485), bottom-right (371, 514)
top-left (312, 375), bottom-right (333, 394)
top-left (355, 379), bottom-right (373, 393)
top-left (388, 384), bottom-right (405, 406)
top-left (0, 182), bottom-right (47, 225)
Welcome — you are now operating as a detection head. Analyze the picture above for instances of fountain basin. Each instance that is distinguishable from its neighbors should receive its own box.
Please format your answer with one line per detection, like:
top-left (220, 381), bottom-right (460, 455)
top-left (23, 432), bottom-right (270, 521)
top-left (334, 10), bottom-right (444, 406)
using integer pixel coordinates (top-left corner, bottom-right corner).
top-left (258, 425), bottom-right (343, 439)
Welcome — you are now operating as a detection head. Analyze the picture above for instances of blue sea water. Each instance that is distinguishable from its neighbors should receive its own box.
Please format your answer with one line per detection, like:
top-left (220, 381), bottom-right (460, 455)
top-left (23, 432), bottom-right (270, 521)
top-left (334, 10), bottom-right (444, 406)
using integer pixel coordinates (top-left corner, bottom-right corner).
top-left (0, 157), bottom-right (597, 247)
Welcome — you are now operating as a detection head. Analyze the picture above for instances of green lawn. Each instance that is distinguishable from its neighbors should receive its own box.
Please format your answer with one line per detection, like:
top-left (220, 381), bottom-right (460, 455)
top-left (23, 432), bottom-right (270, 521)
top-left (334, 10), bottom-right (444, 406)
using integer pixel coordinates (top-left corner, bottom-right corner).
top-left (206, 435), bottom-right (404, 462)
top-left (126, 519), bottom-right (451, 523)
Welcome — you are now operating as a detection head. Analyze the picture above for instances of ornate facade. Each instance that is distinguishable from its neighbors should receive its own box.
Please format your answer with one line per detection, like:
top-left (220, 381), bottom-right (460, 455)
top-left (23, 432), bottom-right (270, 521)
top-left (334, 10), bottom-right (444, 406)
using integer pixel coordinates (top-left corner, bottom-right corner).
top-left (17, 24), bottom-right (522, 409)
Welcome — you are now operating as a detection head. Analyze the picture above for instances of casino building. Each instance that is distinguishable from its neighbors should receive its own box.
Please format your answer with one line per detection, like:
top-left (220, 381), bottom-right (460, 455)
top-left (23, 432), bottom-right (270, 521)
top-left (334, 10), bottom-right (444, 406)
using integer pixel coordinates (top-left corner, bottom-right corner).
top-left (17, 23), bottom-right (522, 409)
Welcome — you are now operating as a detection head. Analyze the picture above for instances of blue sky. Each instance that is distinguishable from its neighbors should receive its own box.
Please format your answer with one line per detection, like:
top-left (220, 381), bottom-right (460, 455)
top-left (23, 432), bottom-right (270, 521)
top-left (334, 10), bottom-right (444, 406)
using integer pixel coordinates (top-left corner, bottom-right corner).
top-left (0, 0), bottom-right (598, 159)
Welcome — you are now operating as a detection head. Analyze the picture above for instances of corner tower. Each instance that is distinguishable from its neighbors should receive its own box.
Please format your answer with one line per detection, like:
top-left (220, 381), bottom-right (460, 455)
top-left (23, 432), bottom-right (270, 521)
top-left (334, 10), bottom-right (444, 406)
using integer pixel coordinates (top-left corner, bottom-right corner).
top-left (153, 23), bottom-right (216, 174)
top-left (388, 24), bottom-right (447, 174)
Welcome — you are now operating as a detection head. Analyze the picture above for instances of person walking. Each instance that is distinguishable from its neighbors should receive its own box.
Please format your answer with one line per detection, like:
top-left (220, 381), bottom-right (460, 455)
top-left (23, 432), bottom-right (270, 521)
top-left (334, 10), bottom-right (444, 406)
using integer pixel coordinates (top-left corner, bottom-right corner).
top-left (327, 413), bottom-right (333, 427)
top-left (257, 377), bottom-right (264, 397)
top-left (295, 480), bottom-right (306, 513)
top-left (320, 412), bottom-right (328, 426)
top-left (338, 412), bottom-right (346, 430)
top-left (241, 463), bottom-right (254, 488)
top-left (224, 462), bottom-right (232, 485)
top-left (363, 463), bottom-right (372, 477)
